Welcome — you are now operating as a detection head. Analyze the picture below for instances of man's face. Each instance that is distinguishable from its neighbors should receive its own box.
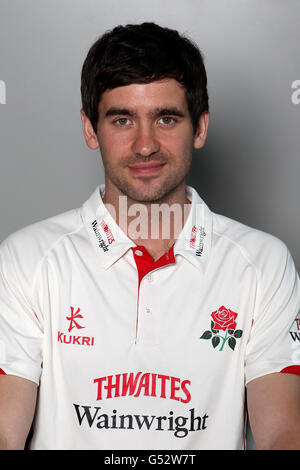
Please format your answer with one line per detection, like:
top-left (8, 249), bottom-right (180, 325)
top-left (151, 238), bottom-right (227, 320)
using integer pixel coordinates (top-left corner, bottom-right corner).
top-left (82, 78), bottom-right (208, 203)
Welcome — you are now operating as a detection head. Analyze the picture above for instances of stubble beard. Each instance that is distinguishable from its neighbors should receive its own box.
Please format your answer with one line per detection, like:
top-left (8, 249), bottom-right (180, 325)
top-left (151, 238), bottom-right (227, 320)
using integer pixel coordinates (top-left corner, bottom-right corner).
top-left (105, 153), bottom-right (193, 205)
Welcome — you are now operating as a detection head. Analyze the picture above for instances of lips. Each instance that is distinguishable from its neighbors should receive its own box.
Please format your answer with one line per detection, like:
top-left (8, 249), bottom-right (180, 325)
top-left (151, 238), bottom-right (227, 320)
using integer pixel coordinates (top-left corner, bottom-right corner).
top-left (128, 162), bottom-right (166, 175)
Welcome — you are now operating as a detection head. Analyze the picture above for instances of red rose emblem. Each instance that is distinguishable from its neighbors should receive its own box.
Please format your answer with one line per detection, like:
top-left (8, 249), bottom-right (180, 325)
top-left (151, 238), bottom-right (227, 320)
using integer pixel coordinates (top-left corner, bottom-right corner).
top-left (200, 306), bottom-right (243, 351)
top-left (211, 306), bottom-right (237, 331)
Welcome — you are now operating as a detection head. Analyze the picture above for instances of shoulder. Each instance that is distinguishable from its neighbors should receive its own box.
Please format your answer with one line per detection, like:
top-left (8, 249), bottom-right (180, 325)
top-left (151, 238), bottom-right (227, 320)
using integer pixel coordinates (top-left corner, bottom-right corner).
top-left (0, 208), bottom-right (84, 283)
top-left (211, 212), bottom-right (291, 278)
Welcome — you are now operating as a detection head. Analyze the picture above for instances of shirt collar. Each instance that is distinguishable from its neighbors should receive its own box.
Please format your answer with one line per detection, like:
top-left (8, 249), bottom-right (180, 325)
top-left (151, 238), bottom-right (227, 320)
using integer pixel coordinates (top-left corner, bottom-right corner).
top-left (173, 185), bottom-right (212, 274)
top-left (81, 185), bottom-right (135, 270)
top-left (80, 184), bottom-right (212, 273)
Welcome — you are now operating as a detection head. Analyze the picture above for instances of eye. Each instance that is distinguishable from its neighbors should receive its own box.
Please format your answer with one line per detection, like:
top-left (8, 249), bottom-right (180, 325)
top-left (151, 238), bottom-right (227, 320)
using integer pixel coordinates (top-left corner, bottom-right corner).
top-left (158, 117), bottom-right (176, 126)
top-left (114, 117), bottom-right (131, 126)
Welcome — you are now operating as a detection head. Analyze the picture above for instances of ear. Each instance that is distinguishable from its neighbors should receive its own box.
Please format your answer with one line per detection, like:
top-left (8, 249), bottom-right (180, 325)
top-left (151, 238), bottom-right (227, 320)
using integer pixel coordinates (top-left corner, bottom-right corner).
top-left (193, 111), bottom-right (209, 149)
top-left (80, 109), bottom-right (99, 150)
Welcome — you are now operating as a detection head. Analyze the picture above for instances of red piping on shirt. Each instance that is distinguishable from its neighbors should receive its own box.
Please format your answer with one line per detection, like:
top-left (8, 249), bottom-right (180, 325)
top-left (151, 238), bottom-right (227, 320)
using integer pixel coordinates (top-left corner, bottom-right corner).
top-left (0, 368), bottom-right (6, 375)
top-left (132, 245), bottom-right (175, 344)
top-left (280, 365), bottom-right (300, 375)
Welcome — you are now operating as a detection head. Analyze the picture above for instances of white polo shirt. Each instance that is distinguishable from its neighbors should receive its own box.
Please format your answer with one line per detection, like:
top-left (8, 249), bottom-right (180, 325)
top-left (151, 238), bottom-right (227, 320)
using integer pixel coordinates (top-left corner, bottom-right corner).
top-left (0, 185), bottom-right (299, 450)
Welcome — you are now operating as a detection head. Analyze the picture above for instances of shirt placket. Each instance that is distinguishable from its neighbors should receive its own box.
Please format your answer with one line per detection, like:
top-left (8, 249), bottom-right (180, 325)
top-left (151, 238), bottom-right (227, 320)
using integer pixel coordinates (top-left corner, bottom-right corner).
top-left (132, 246), bottom-right (175, 346)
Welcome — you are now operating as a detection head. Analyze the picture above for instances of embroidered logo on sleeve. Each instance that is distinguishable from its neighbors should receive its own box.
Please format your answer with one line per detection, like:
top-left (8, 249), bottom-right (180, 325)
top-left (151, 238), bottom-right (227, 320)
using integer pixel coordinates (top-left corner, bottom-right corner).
top-left (200, 306), bottom-right (243, 351)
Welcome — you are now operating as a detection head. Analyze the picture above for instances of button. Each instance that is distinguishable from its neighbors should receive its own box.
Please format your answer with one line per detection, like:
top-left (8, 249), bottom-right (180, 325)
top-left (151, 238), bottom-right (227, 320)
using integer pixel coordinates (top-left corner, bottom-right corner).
top-left (135, 250), bottom-right (143, 256)
top-left (147, 274), bottom-right (153, 283)
top-left (145, 307), bottom-right (152, 315)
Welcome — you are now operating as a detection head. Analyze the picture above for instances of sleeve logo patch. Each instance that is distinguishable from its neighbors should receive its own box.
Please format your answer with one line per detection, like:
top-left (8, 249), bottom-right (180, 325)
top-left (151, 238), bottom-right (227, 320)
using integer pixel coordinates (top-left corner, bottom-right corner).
top-left (200, 306), bottom-right (243, 351)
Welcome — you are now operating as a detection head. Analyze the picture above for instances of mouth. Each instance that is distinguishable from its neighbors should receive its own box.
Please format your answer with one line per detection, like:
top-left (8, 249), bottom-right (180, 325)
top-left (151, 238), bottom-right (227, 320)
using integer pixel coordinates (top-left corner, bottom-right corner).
top-left (128, 162), bottom-right (166, 176)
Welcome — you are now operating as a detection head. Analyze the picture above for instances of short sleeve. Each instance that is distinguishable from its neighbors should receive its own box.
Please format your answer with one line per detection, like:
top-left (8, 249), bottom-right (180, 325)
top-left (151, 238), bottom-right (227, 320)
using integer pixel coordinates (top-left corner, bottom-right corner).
top-left (245, 241), bottom-right (300, 385)
top-left (0, 240), bottom-right (43, 385)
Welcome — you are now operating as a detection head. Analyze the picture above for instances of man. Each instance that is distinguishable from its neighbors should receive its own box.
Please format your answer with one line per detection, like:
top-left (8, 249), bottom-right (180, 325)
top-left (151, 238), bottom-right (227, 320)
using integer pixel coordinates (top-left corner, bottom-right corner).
top-left (0, 22), bottom-right (299, 450)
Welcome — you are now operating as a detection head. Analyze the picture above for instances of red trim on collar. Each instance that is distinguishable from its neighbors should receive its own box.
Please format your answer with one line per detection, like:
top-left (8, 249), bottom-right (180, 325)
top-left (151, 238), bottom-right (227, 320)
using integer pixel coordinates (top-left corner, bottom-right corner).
top-left (132, 245), bottom-right (175, 286)
top-left (0, 368), bottom-right (6, 375)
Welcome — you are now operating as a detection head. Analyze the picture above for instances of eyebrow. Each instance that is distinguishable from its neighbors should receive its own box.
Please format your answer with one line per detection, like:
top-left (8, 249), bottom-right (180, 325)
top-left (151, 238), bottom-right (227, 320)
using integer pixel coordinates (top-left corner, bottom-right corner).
top-left (104, 106), bottom-right (186, 119)
top-left (153, 107), bottom-right (186, 118)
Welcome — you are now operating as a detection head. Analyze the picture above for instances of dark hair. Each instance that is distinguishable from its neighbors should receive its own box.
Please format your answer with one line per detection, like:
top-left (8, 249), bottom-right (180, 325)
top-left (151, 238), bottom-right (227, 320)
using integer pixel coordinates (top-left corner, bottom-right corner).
top-left (81, 22), bottom-right (209, 134)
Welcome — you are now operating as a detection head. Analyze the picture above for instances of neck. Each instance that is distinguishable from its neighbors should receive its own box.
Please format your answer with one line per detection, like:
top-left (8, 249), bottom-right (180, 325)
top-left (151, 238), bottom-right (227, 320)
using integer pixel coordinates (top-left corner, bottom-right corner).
top-left (102, 181), bottom-right (191, 261)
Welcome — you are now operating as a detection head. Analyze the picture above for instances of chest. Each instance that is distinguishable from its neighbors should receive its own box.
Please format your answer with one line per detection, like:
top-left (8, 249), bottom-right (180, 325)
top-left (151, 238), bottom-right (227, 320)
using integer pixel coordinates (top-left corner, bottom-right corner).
top-left (37, 251), bottom-right (257, 380)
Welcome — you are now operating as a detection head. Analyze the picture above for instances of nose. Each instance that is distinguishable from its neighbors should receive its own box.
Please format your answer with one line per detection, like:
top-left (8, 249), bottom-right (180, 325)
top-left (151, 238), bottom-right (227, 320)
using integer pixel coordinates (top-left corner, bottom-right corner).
top-left (132, 123), bottom-right (160, 158)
